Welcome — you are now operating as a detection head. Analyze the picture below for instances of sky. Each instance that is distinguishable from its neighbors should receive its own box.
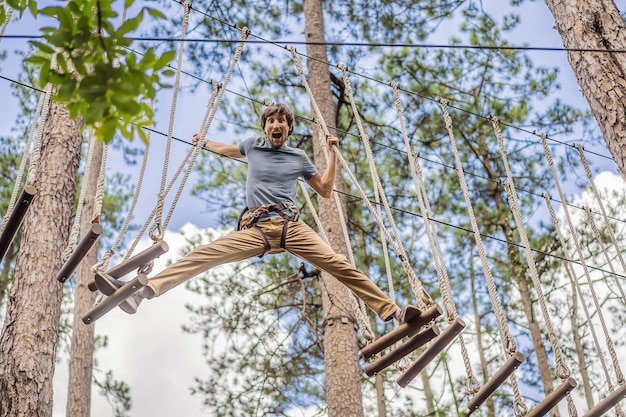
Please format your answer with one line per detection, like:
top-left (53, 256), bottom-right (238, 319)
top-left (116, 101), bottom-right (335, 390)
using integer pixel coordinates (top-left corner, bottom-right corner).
top-left (1, 0), bottom-right (625, 416)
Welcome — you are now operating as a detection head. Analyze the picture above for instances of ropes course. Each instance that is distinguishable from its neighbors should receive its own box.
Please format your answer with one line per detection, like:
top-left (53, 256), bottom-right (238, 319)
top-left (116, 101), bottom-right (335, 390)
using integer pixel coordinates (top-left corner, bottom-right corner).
top-left (1, 1), bottom-right (625, 416)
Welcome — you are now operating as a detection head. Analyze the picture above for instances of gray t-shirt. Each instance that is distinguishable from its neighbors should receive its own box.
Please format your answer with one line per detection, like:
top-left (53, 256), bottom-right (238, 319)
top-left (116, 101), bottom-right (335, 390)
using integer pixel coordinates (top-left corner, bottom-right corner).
top-left (239, 136), bottom-right (318, 217)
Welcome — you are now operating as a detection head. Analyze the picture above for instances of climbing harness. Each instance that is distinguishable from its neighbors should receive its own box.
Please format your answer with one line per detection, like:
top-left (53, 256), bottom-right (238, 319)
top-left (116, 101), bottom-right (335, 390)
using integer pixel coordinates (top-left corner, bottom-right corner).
top-left (237, 201), bottom-right (300, 256)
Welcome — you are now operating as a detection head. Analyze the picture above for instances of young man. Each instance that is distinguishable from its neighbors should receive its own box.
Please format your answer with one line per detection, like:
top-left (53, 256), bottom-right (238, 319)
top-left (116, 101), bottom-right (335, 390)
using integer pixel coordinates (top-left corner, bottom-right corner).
top-left (124, 103), bottom-right (416, 323)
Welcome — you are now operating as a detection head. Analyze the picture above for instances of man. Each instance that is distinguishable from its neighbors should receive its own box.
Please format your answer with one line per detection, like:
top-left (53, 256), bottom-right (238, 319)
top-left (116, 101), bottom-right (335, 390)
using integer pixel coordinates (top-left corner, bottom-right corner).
top-left (124, 103), bottom-right (416, 323)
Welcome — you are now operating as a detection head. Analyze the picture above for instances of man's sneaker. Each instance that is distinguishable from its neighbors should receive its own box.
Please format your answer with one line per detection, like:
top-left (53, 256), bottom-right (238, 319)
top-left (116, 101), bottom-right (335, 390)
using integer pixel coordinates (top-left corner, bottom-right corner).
top-left (396, 305), bottom-right (421, 324)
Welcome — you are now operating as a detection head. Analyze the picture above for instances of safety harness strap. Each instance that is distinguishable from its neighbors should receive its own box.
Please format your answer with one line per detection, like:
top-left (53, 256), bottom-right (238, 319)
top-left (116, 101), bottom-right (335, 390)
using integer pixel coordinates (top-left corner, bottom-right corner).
top-left (237, 202), bottom-right (299, 257)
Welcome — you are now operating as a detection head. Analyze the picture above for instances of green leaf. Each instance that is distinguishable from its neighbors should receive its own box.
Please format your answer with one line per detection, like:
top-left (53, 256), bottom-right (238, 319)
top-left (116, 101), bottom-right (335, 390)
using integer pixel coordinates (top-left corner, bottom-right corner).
top-left (56, 78), bottom-right (77, 101)
top-left (154, 50), bottom-right (176, 70)
top-left (29, 40), bottom-right (54, 54)
top-left (24, 54), bottom-right (49, 65)
top-left (117, 11), bottom-right (143, 37)
top-left (39, 6), bottom-right (65, 18)
top-left (145, 7), bottom-right (165, 20)
top-left (39, 59), bottom-right (51, 87)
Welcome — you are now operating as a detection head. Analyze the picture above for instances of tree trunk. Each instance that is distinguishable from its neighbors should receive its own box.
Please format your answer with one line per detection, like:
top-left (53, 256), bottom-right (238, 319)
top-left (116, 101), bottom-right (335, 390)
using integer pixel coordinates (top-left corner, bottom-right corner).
top-left (568, 269), bottom-right (594, 409)
top-left (544, 0), bottom-right (626, 179)
top-left (471, 258), bottom-right (496, 417)
top-left (0, 98), bottom-right (83, 417)
top-left (303, 0), bottom-right (364, 415)
top-left (421, 370), bottom-right (436, 416)
top-left (66, 140), bottom-right (102, 417)
top-left (374, 374), bottom-right (387, 417)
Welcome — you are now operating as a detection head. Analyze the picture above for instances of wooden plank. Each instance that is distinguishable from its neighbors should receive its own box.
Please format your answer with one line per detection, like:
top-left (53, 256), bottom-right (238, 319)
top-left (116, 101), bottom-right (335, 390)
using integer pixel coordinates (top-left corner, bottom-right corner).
top-left (525, 377), bottom-right (577, 417)
top-left (57, 223), bottom-right (103, 283)
top-left (396, 317), bottom-right (466, 388)
top-left (361, 304), bottom-right (443, 359)
top-left (88, 240), bottom-right (168, 292)
top-left (582, 383), bottom-right (626, 417)
top-left (467, 351), bottom-right (526, 414)
top-left (364, 324), bottom-right (440, 377)
top-left (0, 185), bottom-right (36, 263)
top-left (82, 273), bottom-right (148, 325)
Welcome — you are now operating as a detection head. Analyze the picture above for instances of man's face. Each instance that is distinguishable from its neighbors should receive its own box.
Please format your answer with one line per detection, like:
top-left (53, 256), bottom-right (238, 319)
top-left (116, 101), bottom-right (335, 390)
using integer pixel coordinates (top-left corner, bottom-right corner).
top-left (264, 113), bottom-right (290, 148)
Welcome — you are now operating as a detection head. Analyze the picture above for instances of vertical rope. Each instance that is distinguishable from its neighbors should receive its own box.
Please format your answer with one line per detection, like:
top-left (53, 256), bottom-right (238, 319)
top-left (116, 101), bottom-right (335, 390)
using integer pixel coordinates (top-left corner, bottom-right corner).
top-left (61, 128), bottom-right (97, 260)
top-left (149, 1), bottom-right (191, 242)
top-left (582, 206), bottom-right (626, 303)
top-left (339, 66), bottom-right (434, 313)
top-left (439, 99), bottom-right (526, 415)
top-left (0, 6), bottom-right (13, 41)
top-left (491, 117), bottom-right (573, 384)
top-left (540, 133), bottom-right (624, 385)
top-left (299, 181), bottom-right (375, 342)
top-left (291, 48), bottom-right (431, 309)
top-left (0, 90), bottom-right (46, 234)
top-left (543, 194), bottom-right (619, 408)
top-left (162, 27), bottom-right (249, 232)
top-left (388, 87), bottom-right (470, 393)
top-left (575, 144), bottom-right (626, 284)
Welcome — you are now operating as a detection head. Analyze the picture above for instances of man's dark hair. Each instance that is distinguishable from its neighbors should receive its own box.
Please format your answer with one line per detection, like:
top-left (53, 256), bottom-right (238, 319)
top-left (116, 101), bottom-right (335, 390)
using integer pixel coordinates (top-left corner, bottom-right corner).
top-left (261, 103), bottom-right (295, 136)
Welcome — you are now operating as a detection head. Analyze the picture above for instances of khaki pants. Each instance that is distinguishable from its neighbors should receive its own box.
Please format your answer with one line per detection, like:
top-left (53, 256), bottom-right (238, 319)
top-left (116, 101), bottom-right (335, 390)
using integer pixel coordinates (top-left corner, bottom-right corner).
top-left (147, 217), bottom-right (399, 321)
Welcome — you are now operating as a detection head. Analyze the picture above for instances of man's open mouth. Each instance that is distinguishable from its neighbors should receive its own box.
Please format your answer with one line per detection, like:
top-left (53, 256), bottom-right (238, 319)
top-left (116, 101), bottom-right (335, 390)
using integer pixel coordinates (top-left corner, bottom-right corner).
top-left (272, 132), bottom-right (282, 139)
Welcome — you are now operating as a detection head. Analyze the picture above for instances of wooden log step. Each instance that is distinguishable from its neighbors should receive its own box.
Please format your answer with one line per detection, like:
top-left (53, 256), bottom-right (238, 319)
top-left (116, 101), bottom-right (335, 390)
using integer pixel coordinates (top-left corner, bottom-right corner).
top-left (88, 241), bottom-right (168, 292)
top-left (525, 377), bottom-right (577, 417)
top-left (0, 185), bottom-right (36, 263)
top-left (396, 317), bottom-right (466, 388)
top-left (82, 273), bottom-right (148, 325)
top-left (364, 324), bottom-right (440, 377)
top-left (466, 351), bottom-right (526, 415)
top-left (57, 223), bottom-right (103, 283)
top-left (361, 304), bottom-right (443, 360)
top-left (582, 383), bottom-right (626, 417)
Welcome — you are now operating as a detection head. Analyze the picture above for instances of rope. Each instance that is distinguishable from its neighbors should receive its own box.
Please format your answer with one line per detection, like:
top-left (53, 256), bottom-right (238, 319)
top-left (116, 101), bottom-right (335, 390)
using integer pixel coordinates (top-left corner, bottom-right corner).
top-left (575, 144), bottom-right (626, 297)
top-left (388, 81), bottom-right (480, 392)
top-left (299, 181), bottom-right (375, 342)
top-left (439, 99), bottom-right (527, 416)
top-left (25, 82), bottom-right (52, 185)
top-left (491, 117), bottom-right (573, 383)
top-left (543, 193), bottom-right (620, 409)
top-left (290, 48), bottom-right (431, 311)
top-left (540, 133), bottom-right (625, 386)
top-left (340, 65), bottom-right (434, 315)
top-left (0, 89), bottom-right (45, 235)
top-left (124, 27), bottom-right (248, 258)
top-left (290, 50), bottom-right (401, 340)
top-left (161, 26), bottom-right (249, 233)
top-left (0, 6), bottom-right (13, 42)
top-left (582, 206), bottom-right (626, 303)
top-left (61, 128), bottom-right (97, 261)
top-left (150, 1), bottom-right (191, 242)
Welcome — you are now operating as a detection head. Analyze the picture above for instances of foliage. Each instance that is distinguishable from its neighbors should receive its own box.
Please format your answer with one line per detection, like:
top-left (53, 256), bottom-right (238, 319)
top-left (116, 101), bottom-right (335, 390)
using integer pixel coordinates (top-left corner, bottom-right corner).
top-left (2, 0), bottom-right (175, 144)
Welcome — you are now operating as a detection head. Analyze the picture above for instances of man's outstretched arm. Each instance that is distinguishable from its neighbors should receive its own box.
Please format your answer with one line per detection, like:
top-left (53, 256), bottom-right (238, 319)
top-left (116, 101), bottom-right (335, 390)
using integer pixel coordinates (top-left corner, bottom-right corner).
top-left (307, 134), bottom-right (339, 198)
top-left (193, 133), bottom-right (244, 158)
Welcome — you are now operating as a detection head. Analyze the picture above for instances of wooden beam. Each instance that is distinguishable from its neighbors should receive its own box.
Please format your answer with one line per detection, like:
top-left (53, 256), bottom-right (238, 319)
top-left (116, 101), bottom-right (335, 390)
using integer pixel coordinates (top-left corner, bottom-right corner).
top-left (88, 241), bottom-right (169, 291)
top-left (361, 304), bottom-right (443, 359)
top-left (525, 377), bottom-right (577, 417)
top-left (364, 325), bottom-right (440, 377)
top-left (82, 273), bottom-right (148, 325)
top-left (582, 383), bottom-right (626, 417)
top-left (0, 185), bottom-right (36, 263)
top-left (467, 352), bottom-right (526, 415)
top-left (57, 223), bottom-right (103, 283)
top-left (396, 318), bottom-right (466, 388)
